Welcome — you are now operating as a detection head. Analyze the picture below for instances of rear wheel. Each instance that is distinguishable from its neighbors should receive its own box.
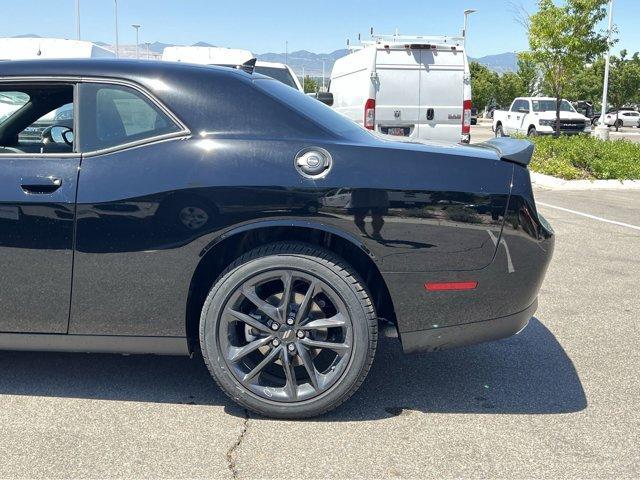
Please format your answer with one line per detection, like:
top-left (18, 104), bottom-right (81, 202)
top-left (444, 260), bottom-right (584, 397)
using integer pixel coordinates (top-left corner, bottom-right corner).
top-left (615, 119), bottom-right (623, 129)
top-left (199, 242), bottom-right (377, 418)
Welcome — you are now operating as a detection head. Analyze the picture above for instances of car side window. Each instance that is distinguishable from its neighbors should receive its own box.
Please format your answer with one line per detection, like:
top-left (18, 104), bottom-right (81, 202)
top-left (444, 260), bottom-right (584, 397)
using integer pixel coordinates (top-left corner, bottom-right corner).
top-left (78, 83), bottom-right (182, 152)
top-left (0, 85), bottom-right (75, 154)
top-left (19, 103), bottom-right (74, 144)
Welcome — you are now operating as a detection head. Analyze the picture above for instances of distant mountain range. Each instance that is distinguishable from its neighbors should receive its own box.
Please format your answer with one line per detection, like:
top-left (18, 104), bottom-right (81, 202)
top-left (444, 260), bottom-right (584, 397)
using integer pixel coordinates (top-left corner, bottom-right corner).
top-left (9, 35), bottom-right (518, 76)
top-left (470, 52), bottom-right (518, 74)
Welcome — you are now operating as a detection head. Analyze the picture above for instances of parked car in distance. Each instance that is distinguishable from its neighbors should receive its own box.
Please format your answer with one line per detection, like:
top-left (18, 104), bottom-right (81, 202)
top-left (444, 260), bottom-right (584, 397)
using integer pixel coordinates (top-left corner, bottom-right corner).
top-left (486, 105), bottom-right (500, 120)
top-left (493, 97), bottom-right (591, 137)
top-left (162, 46), bottom-right (303, 91)
top-left (0, 59), bottom-right (553, 418)
top-left (571, 100), bottom-right (594, 120)
top-left (471, 107), bottom-right (478, 125)
top-left (602, 109), bottom-right (640, 128)
top-left (329, 34), bottom-right (472, 143)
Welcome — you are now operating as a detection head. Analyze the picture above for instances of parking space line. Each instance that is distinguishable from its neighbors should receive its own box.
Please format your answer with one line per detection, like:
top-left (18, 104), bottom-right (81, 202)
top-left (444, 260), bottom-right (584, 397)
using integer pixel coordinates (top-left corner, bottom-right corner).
top-left (537, 202), bottom-right (640, 231)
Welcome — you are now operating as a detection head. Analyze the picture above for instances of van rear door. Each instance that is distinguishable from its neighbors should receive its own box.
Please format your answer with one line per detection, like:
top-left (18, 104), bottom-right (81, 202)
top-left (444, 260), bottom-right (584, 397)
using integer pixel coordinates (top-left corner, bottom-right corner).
top-left (417, 47), bottom-right (465, 142)
top-left (374, 48), bottom-right (421, 138)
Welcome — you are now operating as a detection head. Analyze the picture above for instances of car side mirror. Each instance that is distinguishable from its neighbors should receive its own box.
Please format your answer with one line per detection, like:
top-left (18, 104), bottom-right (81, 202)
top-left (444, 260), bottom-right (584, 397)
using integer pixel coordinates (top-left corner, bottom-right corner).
top-left (43, 125), bottom-right (74, 146)
top-left (518, 108), bottom-right (530, 114)
top-left (308, 92), bottom-right (334, 107)
top-left (62, 129), bottom-right (75, 146)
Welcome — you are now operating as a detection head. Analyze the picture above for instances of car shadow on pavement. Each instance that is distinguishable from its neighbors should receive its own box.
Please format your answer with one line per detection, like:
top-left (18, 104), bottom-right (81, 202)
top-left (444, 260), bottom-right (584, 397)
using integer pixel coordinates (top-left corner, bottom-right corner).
top-left (0, 318), bottom-right (586, 420)
top-left (326, 317), bottom-right (587, 421)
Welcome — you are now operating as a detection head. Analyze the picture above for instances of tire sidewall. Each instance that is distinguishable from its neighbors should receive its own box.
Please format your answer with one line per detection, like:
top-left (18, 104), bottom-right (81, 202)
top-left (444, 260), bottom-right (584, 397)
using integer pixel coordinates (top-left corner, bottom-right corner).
top-left (200, 251), bottom-right (373, 417)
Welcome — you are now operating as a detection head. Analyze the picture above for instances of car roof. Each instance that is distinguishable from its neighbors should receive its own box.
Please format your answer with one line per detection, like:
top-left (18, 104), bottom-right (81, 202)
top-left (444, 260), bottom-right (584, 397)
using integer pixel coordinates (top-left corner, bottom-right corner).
top-left (0, 58), bottom-right (249, 85)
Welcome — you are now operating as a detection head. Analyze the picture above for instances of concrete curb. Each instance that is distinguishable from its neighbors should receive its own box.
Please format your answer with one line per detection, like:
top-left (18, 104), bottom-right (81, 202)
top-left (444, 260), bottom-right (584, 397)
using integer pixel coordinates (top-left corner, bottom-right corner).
top-left (530, 171), bottom-right (640, 190)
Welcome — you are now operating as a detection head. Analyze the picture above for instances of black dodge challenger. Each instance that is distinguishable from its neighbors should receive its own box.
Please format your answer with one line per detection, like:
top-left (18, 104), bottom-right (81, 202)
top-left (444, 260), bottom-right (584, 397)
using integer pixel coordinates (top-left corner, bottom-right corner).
top-left (0, 60), bottom-right (553, 418)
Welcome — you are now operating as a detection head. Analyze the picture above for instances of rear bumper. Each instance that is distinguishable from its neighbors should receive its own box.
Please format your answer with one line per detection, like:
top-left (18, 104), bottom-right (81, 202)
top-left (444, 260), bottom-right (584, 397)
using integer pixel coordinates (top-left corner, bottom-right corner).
top-left (400, 299), bottom-right (536, 354)
top-left (383, 165), bottom-right (554, 354)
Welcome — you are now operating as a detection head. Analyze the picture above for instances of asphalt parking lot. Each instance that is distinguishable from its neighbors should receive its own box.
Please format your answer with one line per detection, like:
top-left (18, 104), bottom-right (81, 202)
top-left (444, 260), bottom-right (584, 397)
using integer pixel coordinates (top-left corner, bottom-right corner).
top-left (471, 121), bottom-right (640, 144)
top-left (1, 188), bottom-right (639, 479)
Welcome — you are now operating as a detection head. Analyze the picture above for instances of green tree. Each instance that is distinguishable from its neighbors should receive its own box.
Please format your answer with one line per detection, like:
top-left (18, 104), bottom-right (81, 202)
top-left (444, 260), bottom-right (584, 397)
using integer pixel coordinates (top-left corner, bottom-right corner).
top-left (608, 50), bottom-right (640, 130)
top-left (563, 56), bottom-right (605, 104)
top-left (303, 76), bottom-right (319, 93)
top-left (470, 61), bottom-right (499, 112)
top-left (526, 0), bottom-right (611, 135)
top-left (516, 53), bottom-right (539, 96)
top-left (496, 72), bottom-right (527, 108)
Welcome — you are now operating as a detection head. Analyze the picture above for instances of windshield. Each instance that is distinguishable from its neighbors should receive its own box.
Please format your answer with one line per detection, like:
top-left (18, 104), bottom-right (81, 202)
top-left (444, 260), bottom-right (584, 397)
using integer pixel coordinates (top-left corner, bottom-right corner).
top-left (254, 66), bottom-right (298, 89)
top-left (254, 78), bottom-right (369, 138)
top-left (532, 99), bottom-right (576, 113)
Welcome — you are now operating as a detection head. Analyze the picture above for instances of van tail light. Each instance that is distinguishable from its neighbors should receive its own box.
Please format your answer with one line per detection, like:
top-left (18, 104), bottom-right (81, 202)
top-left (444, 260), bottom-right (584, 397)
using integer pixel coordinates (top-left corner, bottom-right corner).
top-left (364, 99), bottom-right (376, 130)
top-left (461, 99), bottom-right (472, 143)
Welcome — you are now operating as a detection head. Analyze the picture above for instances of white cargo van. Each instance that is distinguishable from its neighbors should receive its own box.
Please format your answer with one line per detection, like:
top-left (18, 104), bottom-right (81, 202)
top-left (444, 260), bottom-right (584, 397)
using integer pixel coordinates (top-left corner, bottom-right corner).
top-left (329, 34), bottom-right (471, 143)
top-left (162, 46), bottom-right (303, 91)
top-left (0, 37), bottom-right (115, 60)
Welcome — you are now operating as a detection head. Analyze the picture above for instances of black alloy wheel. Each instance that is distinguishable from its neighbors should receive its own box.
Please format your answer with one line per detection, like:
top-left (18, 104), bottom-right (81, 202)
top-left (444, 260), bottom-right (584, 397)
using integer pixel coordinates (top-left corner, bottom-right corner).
top-left (199, 243), bottom-right (377, 418)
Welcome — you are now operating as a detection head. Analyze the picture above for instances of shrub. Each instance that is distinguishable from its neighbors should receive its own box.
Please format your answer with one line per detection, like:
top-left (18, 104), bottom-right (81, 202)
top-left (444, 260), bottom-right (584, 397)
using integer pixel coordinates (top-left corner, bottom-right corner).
top-left (525, 135), bottom-right (640, 180)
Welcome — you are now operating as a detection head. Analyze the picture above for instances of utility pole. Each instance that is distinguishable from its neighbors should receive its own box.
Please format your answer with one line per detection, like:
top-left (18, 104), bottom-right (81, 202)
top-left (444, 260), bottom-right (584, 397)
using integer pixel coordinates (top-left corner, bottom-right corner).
top-left (302, 66), bottom-right (305, 92)
top-left (75, 0), bottom-right (81, 39)
top-left (463, 9), bottom-right (477, 51)
top-left (132, 24), bottom-right (141, 59)
top-left (595, 0), bottom-right (615, 140)
top-left (114, 0), bottom-right (120, 58)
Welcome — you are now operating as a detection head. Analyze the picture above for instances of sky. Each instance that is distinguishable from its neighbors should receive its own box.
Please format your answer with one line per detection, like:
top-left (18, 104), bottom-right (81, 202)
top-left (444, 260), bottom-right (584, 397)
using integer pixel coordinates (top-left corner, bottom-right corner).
top-left (1, 0), bottom-right (638, 58)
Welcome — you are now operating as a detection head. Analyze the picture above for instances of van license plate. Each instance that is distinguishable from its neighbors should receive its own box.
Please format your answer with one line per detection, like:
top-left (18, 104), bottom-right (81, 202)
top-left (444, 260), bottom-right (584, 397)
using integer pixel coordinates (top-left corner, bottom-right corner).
top-left (388, 127), bottom-right (407, 136)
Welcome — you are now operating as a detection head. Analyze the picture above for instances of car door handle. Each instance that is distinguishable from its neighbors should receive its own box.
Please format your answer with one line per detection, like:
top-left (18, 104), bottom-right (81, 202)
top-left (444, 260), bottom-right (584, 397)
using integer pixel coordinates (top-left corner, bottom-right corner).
top-left (21, 176), bottom-right (62, 194)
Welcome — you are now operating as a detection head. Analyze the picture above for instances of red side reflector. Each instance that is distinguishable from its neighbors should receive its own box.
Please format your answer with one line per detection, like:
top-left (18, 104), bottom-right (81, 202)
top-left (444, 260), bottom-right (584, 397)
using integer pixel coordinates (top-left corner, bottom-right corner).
top-left (425, 281), bottom-right (478, 291)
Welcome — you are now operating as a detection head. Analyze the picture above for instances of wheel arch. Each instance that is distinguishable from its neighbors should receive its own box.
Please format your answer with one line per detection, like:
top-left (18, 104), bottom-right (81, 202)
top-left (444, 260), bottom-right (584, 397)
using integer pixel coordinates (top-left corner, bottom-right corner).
top-left (185, 221), bottom-right (397, 354)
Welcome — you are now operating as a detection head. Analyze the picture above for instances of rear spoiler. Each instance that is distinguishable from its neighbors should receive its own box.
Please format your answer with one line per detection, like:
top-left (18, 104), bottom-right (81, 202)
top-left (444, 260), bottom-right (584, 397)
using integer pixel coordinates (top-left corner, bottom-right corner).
top-left (482, 137), bottom-right (534, 167)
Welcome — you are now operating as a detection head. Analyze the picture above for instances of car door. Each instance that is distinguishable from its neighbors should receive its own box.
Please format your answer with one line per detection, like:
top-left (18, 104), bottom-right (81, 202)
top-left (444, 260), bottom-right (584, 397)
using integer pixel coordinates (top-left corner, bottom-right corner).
top-left (503, 100), bottom-right (518, 134)
top-left (69, 80), bottom-right (190, 336)
top-left (509, 100), bottom-right (528, 134)
top-left (0, 82), bottom-right (79, 333)
top-left (624, 112), bottom-right (639, 127)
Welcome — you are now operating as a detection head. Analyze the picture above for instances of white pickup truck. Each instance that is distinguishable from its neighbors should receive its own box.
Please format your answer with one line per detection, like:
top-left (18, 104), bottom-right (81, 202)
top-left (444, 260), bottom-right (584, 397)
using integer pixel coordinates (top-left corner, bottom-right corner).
top-left (493, 97), bottom-right (591, 137)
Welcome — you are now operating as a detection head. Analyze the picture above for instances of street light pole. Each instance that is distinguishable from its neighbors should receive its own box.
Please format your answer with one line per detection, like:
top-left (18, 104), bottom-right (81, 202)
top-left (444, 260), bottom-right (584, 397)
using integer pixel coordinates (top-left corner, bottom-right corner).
top-left (463, 9), bottom-right (477, 51)
top-left (75, 0), bottom-right (81, 40)
top-left (114, 0), bottom-right (120, 58)
top-left (132, 24), bottom-right (141, 59)
top-left (595, 0), bottom-right (614, 140)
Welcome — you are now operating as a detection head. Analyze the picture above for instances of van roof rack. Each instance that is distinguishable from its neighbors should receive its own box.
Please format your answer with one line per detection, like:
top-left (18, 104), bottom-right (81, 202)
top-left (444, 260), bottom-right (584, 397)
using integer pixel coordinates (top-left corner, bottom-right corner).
top-left (352, 33), bottom-right (464, 51)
